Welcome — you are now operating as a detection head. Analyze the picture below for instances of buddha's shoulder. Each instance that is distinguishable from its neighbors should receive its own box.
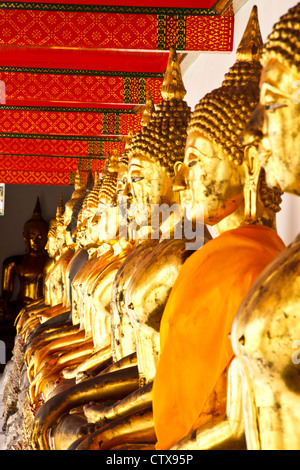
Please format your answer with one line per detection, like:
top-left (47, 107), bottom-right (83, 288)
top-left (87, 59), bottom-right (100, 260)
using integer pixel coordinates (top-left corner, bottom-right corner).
top-left (2, 254), bottom-right (24, 268)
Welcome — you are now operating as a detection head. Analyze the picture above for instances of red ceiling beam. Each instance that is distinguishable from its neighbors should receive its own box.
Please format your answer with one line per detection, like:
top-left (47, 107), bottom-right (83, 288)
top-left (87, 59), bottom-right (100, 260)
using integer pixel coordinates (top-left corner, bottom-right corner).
top-left (0, 105), bottom-right (142, 137)
top-left (0, 68), bottom-right (164, 107)
top-left (0, 3), bottom-right (234, 52)
top-left (0, 136), bottom-right (126, 158)
top-left (8, 1), bottom-right (217, 8)
top-left (0, 46), bottom-right (170, 73)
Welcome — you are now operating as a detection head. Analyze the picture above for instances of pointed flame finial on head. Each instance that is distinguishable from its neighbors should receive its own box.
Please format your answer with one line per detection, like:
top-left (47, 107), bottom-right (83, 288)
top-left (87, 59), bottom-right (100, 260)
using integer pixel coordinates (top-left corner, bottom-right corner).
top-left (125, 129), bottom-right (134, 149)
top-left (56, 192), bottom-right (64, 221)
top-left (236, 6), bottom-right (263, 63)
top-left (108, 148), bottom-right (120, 173)
top-left (161, 45), bottom-right (186, 101)
top-left (141, 90), bottom-right (155, 127)
top-left (74, 162), bottom-right (85, 191)
top-left (101, 151), bottom-right (111, 180)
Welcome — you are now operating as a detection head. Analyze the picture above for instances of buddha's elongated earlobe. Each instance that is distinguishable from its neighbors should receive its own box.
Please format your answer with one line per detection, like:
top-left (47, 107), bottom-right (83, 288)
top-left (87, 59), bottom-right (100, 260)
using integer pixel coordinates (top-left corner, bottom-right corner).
top-left (243, 145), bottom-right (260, 224)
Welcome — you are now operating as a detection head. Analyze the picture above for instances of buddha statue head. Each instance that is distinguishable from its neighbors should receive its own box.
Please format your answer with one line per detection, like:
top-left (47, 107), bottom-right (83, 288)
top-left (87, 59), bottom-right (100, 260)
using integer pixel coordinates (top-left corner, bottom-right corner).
top-left (53, 193), bottom-right (66, 254)
top-left (127, 47), bottom-right (191, 231)
top-left (63, 164), bottom-right (86, 247)
top-left (45, 218), bottom-right (58, 259)
top-left (243, 3), bottom-right (300, 197)
top-left (70, 169), bottom-right (95, 248)
top-left (175, 6), bottom-right (282, 229)
top-left (117, 130), bottom-right (134, 231)
top-left (66, 168), bottom-right (94, 246)
top-left (95, 149), bottom-right (120, 243)
top-left (23, 197), bottom-right (49, 255)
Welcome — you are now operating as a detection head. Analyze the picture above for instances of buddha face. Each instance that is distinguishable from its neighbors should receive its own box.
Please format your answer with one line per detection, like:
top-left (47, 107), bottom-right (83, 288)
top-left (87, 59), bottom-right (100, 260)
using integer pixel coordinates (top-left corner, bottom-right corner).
top-left (26, 227), bottom-right (48, 254)
top-left (252, 58), bottom-right (300, 196)
top-left (117, 162), bottom-right (130, 225)
top-left (63, 204), bottom-right (75, 246)
top-left (75, 220), bottom-right (88, 248)
top-left (128, 155), bottom-right (178, 228)
top-left (45, 231), bottom-right (58, 258)
top-left (96, 198), bottom-right (119, 243)
top-left (82, 202), bottom-right (98, 246)
top-left (55, 222), bottom-right (65, 252)
top-left (177, 131), bottom-right (244, 225)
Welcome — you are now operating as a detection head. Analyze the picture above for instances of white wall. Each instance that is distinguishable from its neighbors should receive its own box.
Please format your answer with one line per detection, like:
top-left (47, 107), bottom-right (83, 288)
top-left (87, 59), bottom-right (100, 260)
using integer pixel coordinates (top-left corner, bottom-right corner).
top-left (183, 0), bottom-right (300, 246)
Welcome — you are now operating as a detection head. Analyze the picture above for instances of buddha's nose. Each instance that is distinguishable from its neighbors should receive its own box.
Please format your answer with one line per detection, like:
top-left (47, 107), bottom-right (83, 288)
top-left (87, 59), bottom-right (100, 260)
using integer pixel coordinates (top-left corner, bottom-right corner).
top-left (91, 213), bottom-right (100, 225)
top-left (172, 162), bottom-right (189, 192)
top-left (123, 182), bottom-right (133, 200)
top-left (242, 103), bottom-right (264, 146)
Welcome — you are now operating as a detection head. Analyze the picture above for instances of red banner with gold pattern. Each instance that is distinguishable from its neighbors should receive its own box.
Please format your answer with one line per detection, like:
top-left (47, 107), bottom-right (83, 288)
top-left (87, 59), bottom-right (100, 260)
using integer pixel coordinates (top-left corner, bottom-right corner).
top-left (0, 106), bottom-right (142, 137)
top-left (0, 169), bottom-right (73, 186)
top-left (0, 2), bottom-right (234, 52)
top-left (0, 2), bottom-right (235, 185)
top-left (0, 156), bottom-right (106, 185)
top-left (0, 136), bottom-right (126, 158)
top-left (0, 69), bottom-right (164, 107)
top-left (0, 136), bottom-right (127, 184)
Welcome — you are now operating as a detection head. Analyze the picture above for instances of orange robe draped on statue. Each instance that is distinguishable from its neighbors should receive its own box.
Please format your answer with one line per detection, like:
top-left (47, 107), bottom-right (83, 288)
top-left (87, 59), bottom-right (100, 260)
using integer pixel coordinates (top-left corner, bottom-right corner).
top-left (152, 225), bottom-right (286, 450)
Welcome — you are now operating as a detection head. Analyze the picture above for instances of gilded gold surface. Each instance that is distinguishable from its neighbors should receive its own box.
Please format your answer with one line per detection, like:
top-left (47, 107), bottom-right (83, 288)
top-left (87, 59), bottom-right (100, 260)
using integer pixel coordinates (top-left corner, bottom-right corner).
top-left (28, 46), bottom-right (202, 451)
top-left (232, 2), bottom-right (300, 450)
top-left (166, 6), bottom-right (281, 451)
top-left (6, 4), bottom-right (300, 451)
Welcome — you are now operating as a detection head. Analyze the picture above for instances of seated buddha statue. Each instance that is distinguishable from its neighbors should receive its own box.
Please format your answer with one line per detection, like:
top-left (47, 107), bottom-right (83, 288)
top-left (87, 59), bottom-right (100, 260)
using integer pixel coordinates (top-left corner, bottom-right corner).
top-left (29, 145), bottom-right (142, 450)
top-left (63, 47), bottom-right (210, 451)
top-left (37, 149), bottom-right (134, 393)
top-left (23, 157), bottom-right (117, 392)
top-left (0, 197), bottom-right (49, 322)
top-left (63, 169), bottom-right (95, 312)
top-left (19, 171), bottom-right (92, 386)
top-left (151, 7), bottom-right (286, 451)
top-left (67, 146), bottom-right (138, 381)
top-left (24, 174), bottom-right (106, 400)
top-left (15, 167), bottom-right (87, 339)
top-left (231, 3), bottom-right (300, 450)
top-left (29, 47), bottom-right (196, 450)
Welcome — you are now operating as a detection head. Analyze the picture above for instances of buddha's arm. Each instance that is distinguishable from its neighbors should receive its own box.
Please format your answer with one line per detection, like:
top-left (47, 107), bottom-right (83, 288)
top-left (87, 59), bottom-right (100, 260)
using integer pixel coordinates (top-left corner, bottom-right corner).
top-left (17, 303), bottom-right (67, 337)
top-left (25, 323), bottom-right (80, 366)
top-left (31, 366), bottom-right (139, 450)
top-left (28, 326), bottom-right (85, 378)
top-left (62, 345), bottom-right (112, 380)
top-left (0, 257), bottom-right (19, 311)
top-left (171, 358), bottom-right (245, 450)
top-left (72, 408), bottom-right (155, 450)
top-left (32, 341), bottom-right (96, 403)
top-left (84, 381), bottom-right (153, 423)
top-left (36, 338), bottom-right (94, 377)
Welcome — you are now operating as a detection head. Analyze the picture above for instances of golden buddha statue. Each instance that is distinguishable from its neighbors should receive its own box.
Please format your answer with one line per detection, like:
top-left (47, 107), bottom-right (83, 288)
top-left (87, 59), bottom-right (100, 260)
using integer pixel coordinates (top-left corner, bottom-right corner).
top-left (30, 47), bottom-right (198, 451)
top-left (30, 146), bottom-right (141, 450)
top-left (23, 156), bottom-right (116, 399)
top-left (63, 47), bottom-right (211, 451)
top-left (18, 170), bottom-right (93, 391)
top-left (24, 176), bottom-right (106, 403)
top-left (151, 7), bottom-right (286, 451)
top-left (12, 195), bottom-right (64, 342)
top-left (15, 167), bottom-right (87, 339)
top-left (231, 2), bottom-right (300, 450)
top-left (63, 169), bottom-right (95, 309)
top-left (0, 198), bottom-right (49, 322)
